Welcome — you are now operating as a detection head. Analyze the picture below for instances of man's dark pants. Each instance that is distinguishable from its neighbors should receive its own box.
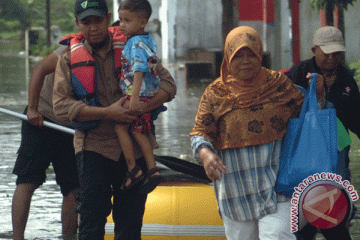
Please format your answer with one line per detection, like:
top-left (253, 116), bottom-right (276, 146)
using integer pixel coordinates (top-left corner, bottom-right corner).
top-left (76, 151), bottom-right (148, 240)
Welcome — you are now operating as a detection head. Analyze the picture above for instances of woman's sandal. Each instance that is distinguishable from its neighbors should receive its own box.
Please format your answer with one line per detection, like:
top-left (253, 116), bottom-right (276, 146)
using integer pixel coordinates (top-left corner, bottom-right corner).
top-left (120, 165), bottom-right (145, 191)
top-left (138, 168), bottom-right (164, 195)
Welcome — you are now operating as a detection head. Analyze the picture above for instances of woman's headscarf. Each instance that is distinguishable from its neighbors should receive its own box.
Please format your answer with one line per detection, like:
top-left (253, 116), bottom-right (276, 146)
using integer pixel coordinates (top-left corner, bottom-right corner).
top-left (221, 26), bottom-right (263, 90)
top-left (190, 26), bottom-right (304, 150)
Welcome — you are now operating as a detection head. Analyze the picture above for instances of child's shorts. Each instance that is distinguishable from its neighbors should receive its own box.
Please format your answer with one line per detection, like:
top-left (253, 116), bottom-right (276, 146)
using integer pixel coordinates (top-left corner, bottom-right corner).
top-left (128, 96), bottom-right (152, 133)
top-left (132, 113), bottom-right (151, 133)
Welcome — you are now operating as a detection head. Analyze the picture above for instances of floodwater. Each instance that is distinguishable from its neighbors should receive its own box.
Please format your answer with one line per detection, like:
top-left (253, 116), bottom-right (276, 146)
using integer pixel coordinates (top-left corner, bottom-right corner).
top-left (0, 39), bottom-right (208, 239)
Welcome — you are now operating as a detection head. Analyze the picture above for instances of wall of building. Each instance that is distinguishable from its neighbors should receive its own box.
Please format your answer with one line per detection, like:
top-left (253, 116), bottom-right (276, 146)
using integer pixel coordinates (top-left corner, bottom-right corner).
top-left (132, 0), bottom-right (222, 63)
top-left (342, 5), bottom-right (360, 65)
top-left (157, 0), bottom-right (222, 63)
top-left (298, 2), bottom-right (322, 61)
top-left (173, 0), bottom-right (222, 60)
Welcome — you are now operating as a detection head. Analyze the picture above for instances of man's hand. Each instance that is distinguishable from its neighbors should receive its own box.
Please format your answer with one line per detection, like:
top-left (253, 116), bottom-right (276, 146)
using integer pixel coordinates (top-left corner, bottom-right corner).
top-left (199, 147), bottom-right (226, 182)
top-left (306, 72), bottom-right (325, 99)
top-left (27, 108), bottom-right (44, 126)
top-left (106, 96), bottom-right (140, 123)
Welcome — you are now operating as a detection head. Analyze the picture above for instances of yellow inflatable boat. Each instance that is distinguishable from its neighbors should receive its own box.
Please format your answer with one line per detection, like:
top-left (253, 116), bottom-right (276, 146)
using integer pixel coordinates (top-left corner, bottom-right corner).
top-left (104, 165), bottom-right (226, 240)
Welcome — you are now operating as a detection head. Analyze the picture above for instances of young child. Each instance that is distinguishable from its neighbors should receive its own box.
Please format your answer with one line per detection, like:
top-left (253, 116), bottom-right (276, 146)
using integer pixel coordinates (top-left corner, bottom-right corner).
top-left (115, 0), bottom-right (163, 194)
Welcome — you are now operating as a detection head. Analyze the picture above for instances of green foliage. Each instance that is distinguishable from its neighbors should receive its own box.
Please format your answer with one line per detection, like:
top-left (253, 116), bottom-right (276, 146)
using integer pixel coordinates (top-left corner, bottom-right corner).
top-left (30, 43), bottom-right (60, 57)
top-left (25, 0), bottom-right (78, 33)
top-left (349, 60), bottom-right (360, 86)
top-left (0, 19), bottom-right (21, 32)
top-left (0, 0), bottom-right (30, 31)
top-left (27, 28), bottom-right (58, 57)
top-left (311, 0), bottom-right (357, 10)
top-left (0, 0), bottom-right (114, 38)
top-left (0, 0), bottom-right (114, 55)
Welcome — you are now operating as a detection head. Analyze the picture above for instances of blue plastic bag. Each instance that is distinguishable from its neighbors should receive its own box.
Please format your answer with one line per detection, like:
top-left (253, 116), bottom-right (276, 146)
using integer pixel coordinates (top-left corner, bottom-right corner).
top-left (275, 73), bottom-right (339, 197)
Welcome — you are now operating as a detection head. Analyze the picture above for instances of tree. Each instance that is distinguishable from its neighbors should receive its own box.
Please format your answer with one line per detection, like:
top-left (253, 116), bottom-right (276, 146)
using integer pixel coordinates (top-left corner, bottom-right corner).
top-left (311, 0), bottom-right (357, 35)
top-left (0, 0), bottom-right (30, 32)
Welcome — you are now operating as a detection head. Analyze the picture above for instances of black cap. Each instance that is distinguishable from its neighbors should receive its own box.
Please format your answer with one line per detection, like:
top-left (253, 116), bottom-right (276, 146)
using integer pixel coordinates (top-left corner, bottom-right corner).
top-left (75, 0), bottom-right (108, 20)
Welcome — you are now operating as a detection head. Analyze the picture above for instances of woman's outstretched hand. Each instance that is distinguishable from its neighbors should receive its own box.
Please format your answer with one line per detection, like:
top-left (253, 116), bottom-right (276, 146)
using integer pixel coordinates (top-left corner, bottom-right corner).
top-left (198, 147), bottom-right (226, 182)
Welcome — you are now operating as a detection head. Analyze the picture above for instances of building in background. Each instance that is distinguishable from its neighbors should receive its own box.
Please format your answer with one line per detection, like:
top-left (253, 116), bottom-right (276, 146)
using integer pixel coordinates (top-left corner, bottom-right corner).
top-left (115, 0), bottom-right (360, 71)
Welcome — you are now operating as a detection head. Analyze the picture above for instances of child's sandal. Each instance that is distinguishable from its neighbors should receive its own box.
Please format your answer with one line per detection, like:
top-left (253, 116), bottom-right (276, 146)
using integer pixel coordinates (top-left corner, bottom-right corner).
top-left (138, 168), bottom-right (163, 195)
top-left (120, 165), bottom-right (144, 191)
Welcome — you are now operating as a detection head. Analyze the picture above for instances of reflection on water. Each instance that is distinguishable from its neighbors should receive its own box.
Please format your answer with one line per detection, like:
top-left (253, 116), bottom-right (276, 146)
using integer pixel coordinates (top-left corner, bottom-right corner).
top-left (154, 68), bottom-right (207, 159)
top-left (0, 40), bottom-right (210, 239)
top-left (0, 40), bottom-right (27, 95)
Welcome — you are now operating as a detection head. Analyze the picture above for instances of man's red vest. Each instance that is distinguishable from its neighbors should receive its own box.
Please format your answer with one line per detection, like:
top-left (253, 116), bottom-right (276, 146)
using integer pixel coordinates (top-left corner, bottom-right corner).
top-left (59, 26), bottom-right (127, 130)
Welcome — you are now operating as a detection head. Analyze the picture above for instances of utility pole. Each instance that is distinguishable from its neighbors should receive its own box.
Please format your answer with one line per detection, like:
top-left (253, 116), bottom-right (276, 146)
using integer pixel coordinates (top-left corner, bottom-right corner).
top-left (46, 0), bottom-right (51, 46)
